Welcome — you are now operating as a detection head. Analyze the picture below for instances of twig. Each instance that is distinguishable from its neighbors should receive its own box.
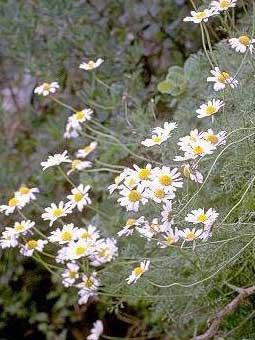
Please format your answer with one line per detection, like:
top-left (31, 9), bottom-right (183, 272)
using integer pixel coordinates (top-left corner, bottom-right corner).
top-left (192, 284), bottom-right (255, 340)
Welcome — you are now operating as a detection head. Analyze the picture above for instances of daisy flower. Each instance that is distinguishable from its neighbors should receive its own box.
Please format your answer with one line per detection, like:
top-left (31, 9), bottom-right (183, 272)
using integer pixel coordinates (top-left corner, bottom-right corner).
top-left (126, 260), bottom-right (150, 284)
top-left (210, 0), bottom-right (237, 12)
top-left (77, 272), bottom-right (101, 304)
top-left (183, 8), bottom-right (217, 24)
top-left (196, 99), bottom-right (224, 119)
top-left (0, 231), bottom-right (19, 249)
top-left (145, 184), bottom-right (175, 204)
top-left (7, 220), bottom-right (35, 236)
top-left (41, 201), bottom-right (73, 226)
top-left (34, 82), bottom-right (59, 96)
top-left (136, 218), bottom-right (164, 241)
top-left (71, 109), bottom-right (93, 126)
top-left (181, 139), bottom-right (216, 160)
top-left (133, 163), bottom-right (153, 184)
top-left (152, 166), bottom-right (183, 193)
top-left (87, 320), bottom-right (103, 340)
top-left (41, 150), bottom-right (71, 171)
top-left (90, 238), bottom-right (118, 266)
top-left (117, 185), bottom-right (148, 212)
top-left (108, 175), bottom-right (123, 194)
top-left (161, 200), bottom-right (174, 226)
top-left (159, 227), bottom-right (180, 248)
top-left (77, 225), bottom-right (100, 242)
top-left (0, 196), bottom-right (26, 215)
top-left (61, 262), bottom-right (79, 287)
top-left (229, 35), bottom-right (255, 54)
top-left (141, 122), bottom-right (177, 147)
top-left (67, 184), bottom-right (91, 212)
top-left (79, 58), bottom-right (104, 71)
top-left (181, 164), bottom-right (203, 184)
top-left (76, 142), bottom-right (97, 159)
top-left (20, 239), bottom-right (48, 256)
top-left (66, 239), bottom-right (93, 260)
top-left (117, 217), bottom-right (145, 237)
top-left (15, 186), bottom-right (39, 203)
top-left (202, 129), bottom-right (227, 146)
top-left (67, 159), bottom-right (92, 175)
top-left (207, 67), bottom-right (238, 91)
top-left (185, 208), bottom-right (219, 226)
top-left (48, 223), bottom-right (80, 244)
top-left (179, 228), bottom-right (203, 242)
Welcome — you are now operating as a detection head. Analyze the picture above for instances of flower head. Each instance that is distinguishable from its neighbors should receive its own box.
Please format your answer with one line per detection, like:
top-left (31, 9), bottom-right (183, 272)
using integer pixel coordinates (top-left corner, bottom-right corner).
top-left (79, 58), bottom-right (104, 71)
top-left (48, 223), bottom-right (80, 244)
top-left (179, 228), bottom-right (203, 242)
top-left (183, 8), bottom-right (217, 24)
top-left (141, 122), bottom-right (177, 147)
top-left (61, 262), bottom-right (79, 287)
top-left (211, 0), bottom-right (237, 11)
top-left (0, 196), bottom-right (26, 215)
top-left (67, 159), bottom-right (92, 175)
top-left (207, 67), bottom-right (238, 91)
top-left (20, 239), bottom-right (48, 256)
top-left (87, 320), bottom-right (103, 340)
top-left (67, 184), bottom-right (91, 212)
top-left (41, 201), bottom-right (73, 226)
top-left (76, 142), bottom-right (97, 159)
top-left (126, 260), bottom-right (150, 284)
top-left (34, 82), bottom-right (59, 96)
top-left (185, 208), bottom-right (219, 226)
top-left (196, 99), bottom-right (224, 119)
top-left (41, 150), bottom-right (71, 171)
top-left (229, 35), bottom-right (255, 54)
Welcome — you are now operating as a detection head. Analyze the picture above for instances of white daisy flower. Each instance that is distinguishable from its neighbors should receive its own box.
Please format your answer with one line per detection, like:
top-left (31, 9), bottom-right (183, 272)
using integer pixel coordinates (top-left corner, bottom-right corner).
top-left (77, 272), bottom-right (101, 305)
top-left (196, 99), bottom-right (224, 119)
top-left (61, 262), bottom-right (79, 287)
top-left (41, 150), bottom-right (71, 171)
top-left (70, 109), bottom-right (93, 126)
top-left (15, 186), bottom-right (39, 204)
top-left (7, 220), bottom-right (35, 236)
top-left (48, 223), bottom-right (80, 244)
top-left (108, 175), bottom-right (123, 194)
top-left (181, 139), bottom-right (216, 160)
top-left (76, 142), bottom-right (97, 159)
top-left (229, 35), bottom-right (255, 54)
top-left (77, 225), bottom-right (100, 242)
top-left (183, 8), bottom-right (217, 24)
top-left (185, 208), bottom-right (219, 226)
top-left (136, 218), bottom-right (165, 241)
top-left (126, 260), bottom-right (150, 284)
top-left (177, 129), bottom-right (204, 149)
top-left (145, 184), bottom-right (175, 204)
top-left (79, 58), bottom-right (104, 71)
top-left (90, 238), bottom-right (118, 266)
top-left (117, 217), bottom-right (145, 237)
top-left (67, 184), bottom-right (91, 212)
top-left (202, 129), bottom-right (227, 146)
top-left (179, 228), bottom-right (203, 242)
top-left (161, 200), bottom-right (174, 226)
top-left (152, 166), bottom-right (183, 193)
top-left (65, 239), bottom-right (93, 260)
top-left (87, 320), bottom-right (103, 340)
top-left (181, 164), bottom-right (203, 184)
top-left (159, 227), bottom-right (180, 248)
top-left (34, 82), bottom-right (59, 96)
top-left (211, 0), bottom-right (237, 11)
top-left (117, 185), bottom-right (148, 212)
top-left (67, 159), bottom-right (92, 175)
top-left (0, 230), bottom-right (19, 249)
top-left (141, 122), bottom-right (177, 147)
top-left (41, 201), bottom-right (73, 226)
top-left (0, 196), bottom-right (26, 215)
top-left (20, 239), bottom-right (48, 256)
top-left (207, 67), bottom-right (238, 91)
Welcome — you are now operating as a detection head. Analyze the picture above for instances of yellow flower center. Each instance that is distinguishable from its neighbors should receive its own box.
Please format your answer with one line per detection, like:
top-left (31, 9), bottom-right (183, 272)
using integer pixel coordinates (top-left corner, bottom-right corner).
top-left (61, 231), bottom-right (72, 241)
top-left (206, 105), bottom-right (217, 116)
top-left (150, 224), bottom-right (158, 232)
top-left (75, 246), bottom-right (86, 256)
top-left (154, 189), bottom-right (165, 199)
top-left (69, 271), bottom-right (77, 279)
top-left (193, 145), bottom-right (204, 155)
top-left (27, 240), bottom-right (38, 249)
top-left (186, 232), bottom-right (196, 240)
top-left (197, 214), bottom-right (207, 222)
top-left (15, 224), bottom-right (25, 232)
top-left (206, 134), bottom-right (218, 145)
top-left (84, 278), bottom-right (94, 288)
top-left (126, 177), bottom-right (136, 187)
top-left (88, 61), bottom-right (96, 69)
top-left (239, 35), bottom-right (250, 46)
top-left (182, 165), bottom-right (191, 178)
top-left (126, 218), bottom-right (136, 227)
top-left (19, 187), bottom-right (30, 195)
top-left (82, 231), bottom-right (91, 239)
top-left (53, 208), bottom-right (63, 218)
top-left (42, 83), bottom-right (51, 90)
top-left (152, 136), bottom-right (162, 143)
top-left (133, 267), bottom-right (144, 276)
top-left (72, 159), bottom-right (81, 169)
top-left (128, 190), bottom-right (141, 202)
top-left (164, 236), bottom-right (175, 245)
top-left (139, 168), bottom-right (151, 180)
top-left (83, 146), bottom-right (92, 153)
top-left (219, 0), bottom-right (230, 8)
top-left (194, 11), bottom-right (207, 20)
top-left (159, 175), bottom-right (172, 186)
top-left (218, 72), bottom-right (230, 83)
top-left (74, 192), bottom-right (83, 202)
top-left (8, 197), bottom-right (19, 207)
top-left (99, 248), bottom-right (108, 257)
top-left (75, 111), bottom-right (85, 120)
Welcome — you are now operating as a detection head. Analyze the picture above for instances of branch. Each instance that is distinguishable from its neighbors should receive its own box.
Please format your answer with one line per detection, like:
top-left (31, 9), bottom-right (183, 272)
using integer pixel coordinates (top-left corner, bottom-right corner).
top-left (192, 285), bottom-right (255, 340)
